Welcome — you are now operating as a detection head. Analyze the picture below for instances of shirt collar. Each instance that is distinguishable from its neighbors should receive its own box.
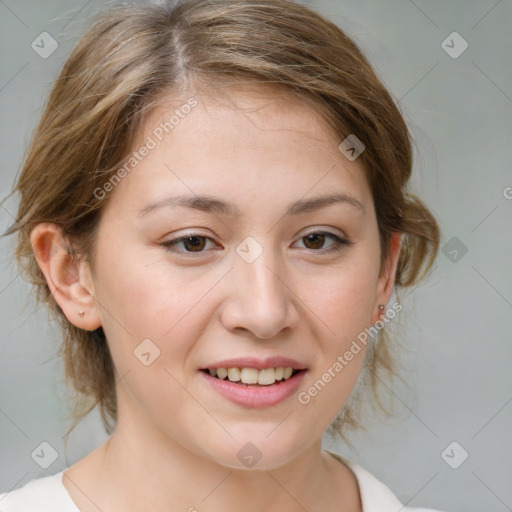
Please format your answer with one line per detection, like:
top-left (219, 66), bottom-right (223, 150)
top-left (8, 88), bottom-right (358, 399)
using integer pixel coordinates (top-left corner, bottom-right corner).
top-left (326, 451), bottom-right (406, 512)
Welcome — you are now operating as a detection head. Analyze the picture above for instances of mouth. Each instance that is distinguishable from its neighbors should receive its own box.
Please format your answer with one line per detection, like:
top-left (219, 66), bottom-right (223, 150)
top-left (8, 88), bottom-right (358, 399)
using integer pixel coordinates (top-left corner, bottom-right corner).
top-left (200, 367), bottom-right (304, 386)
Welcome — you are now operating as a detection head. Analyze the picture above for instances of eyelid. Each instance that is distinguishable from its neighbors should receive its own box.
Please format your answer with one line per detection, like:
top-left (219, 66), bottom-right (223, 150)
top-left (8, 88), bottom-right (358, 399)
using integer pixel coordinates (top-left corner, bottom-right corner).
top-left (161, 230), bottom-right (219, 253)
top-left (293, 230), bottom-right (353, 251)
top-left (300, 225), bottom-right (349, 239)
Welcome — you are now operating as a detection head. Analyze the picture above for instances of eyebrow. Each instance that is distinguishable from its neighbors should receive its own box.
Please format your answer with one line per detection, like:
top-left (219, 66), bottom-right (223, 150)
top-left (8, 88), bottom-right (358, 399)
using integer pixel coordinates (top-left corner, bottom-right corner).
top-left (138, 192), bottom-right (365, 218)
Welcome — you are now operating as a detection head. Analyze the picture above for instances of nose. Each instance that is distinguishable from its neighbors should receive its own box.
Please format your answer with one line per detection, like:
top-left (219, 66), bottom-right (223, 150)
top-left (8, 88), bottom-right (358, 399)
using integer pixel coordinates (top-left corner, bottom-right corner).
top-left (219, 244), bottom-right (300, 339)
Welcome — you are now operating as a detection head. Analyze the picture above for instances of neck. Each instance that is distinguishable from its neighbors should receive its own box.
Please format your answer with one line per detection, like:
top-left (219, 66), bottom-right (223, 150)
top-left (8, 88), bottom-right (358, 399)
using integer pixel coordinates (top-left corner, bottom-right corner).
top-left (64, 397), bottom-right (361, 511)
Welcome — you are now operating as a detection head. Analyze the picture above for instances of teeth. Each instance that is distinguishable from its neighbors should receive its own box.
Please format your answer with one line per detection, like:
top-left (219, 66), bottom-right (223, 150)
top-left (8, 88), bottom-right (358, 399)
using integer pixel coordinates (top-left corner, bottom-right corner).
top-left (207, 366), bottom-right (297, 385)
top-left (227, 367), bottom-right (241, 382)
top-left (240, 367), bottom-right (259, 384)
top-left (216, 368), bottom-right (228, 380)
top-left (258, 368), bottom-right (276, 385)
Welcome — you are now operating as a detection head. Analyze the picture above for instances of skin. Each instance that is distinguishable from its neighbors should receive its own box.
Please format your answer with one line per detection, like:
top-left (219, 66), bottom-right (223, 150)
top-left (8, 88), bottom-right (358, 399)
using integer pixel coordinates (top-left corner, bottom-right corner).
top-left (31, 84), bottom-right (401, 512)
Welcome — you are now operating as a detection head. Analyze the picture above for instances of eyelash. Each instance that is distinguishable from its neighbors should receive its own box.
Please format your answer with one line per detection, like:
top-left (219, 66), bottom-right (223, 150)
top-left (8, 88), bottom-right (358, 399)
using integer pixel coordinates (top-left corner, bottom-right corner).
top-left (161, 230), bottom-right (353, 256)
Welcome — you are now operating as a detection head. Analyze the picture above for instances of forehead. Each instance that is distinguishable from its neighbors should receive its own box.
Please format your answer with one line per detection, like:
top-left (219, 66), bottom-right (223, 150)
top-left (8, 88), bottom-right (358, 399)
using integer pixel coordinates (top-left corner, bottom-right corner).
top-left (144, 83), bottom-right (340, 149)
top-left (104, 84), bottom-right (372, 217)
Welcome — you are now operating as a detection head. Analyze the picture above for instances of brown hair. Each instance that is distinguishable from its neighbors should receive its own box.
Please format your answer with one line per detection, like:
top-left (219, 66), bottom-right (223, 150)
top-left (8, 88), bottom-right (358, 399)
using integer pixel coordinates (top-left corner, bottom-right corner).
top-left (1, 0), bottom-right (440, 442)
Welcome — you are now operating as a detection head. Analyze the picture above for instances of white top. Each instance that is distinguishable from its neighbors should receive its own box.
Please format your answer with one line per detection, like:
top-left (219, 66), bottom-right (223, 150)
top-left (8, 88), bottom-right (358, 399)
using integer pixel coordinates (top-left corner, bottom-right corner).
top-left (0, 452), bottom-right (449, 511)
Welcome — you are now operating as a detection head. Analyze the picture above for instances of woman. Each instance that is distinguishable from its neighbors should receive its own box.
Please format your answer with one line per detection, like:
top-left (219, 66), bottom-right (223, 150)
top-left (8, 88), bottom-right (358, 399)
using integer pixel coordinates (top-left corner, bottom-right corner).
top-left (0, 0), bottom-right (444, 510)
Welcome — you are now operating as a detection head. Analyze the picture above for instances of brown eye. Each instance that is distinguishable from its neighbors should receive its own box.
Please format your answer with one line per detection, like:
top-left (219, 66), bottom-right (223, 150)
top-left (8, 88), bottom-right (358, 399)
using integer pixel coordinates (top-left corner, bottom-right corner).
top-left (162, 230), bottom-right (352, 257)
top-left (181, 236), bottom-right (207, 252)
top-left (302, 233), bottom-right (326, 250)
top-left (162, 234), bottom-right (216, 254)
top-left (295, 231), bottom-right (352, 253)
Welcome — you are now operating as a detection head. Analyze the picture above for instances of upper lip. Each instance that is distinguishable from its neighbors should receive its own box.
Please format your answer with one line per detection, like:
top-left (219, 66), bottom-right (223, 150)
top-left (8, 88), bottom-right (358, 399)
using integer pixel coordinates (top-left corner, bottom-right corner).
top-left (201, 356), bottom-right (307, 371)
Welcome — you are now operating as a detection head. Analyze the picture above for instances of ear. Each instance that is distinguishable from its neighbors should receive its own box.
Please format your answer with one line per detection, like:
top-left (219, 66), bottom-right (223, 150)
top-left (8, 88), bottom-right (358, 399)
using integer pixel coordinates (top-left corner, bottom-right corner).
top-left (30, 223), bottom-right (102, 331)
top-left (371, 231), bottom-right (402, 324)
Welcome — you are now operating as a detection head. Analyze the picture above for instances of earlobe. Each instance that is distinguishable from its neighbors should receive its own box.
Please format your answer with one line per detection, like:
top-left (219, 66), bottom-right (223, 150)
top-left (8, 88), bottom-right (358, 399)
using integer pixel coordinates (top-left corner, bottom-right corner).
top-left (29, 223), bottom-right (102, 331)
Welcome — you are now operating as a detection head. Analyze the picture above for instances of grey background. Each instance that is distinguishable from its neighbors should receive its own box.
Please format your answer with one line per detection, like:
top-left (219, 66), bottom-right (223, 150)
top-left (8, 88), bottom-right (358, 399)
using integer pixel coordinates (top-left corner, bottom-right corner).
top-left (1, 1), bottom-right (511, 511)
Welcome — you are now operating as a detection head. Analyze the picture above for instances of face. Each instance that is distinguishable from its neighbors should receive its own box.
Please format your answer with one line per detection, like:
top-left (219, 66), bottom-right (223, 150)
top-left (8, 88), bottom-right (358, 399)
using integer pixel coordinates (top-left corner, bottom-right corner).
top-left (63, 85), bottom-right (399, 469)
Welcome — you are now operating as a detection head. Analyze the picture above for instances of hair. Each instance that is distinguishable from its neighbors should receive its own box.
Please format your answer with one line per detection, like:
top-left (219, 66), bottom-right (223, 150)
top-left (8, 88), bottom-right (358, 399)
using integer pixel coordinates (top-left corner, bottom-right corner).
top-left (1, 0), bottom-right (440, 443)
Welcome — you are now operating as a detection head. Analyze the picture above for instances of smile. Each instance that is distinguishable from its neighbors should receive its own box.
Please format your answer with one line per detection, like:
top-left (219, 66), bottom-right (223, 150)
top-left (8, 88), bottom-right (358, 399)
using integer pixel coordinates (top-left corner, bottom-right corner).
top-left (202, 366), bottom-right (300, 386)
top-left (199, 366), bottom-right (307, 408)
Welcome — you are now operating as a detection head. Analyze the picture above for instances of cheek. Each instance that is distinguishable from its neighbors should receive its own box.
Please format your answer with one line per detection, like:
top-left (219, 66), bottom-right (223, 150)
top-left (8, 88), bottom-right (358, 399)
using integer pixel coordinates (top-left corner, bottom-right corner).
top-left (303, 253), bottom-right (380, 342)
top-left (96, 255), bottom-right (224, 373)
top-left (295, 248), bottom-right (379, 408)
top-left (95, 260), bottom-right (215, 430)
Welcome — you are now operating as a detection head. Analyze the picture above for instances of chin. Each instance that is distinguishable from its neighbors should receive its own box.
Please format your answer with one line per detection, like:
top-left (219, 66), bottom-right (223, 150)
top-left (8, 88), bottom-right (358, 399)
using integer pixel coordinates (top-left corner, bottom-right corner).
top-left (198, 433), bottom-right (305, 471)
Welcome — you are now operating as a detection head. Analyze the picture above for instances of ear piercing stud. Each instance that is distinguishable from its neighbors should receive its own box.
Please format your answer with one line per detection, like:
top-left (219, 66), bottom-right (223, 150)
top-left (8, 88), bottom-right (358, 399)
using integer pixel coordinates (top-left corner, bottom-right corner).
top-left (78, 311), bottom-right (85, 318)
top-left (378, 304), bottom-right (385, 319)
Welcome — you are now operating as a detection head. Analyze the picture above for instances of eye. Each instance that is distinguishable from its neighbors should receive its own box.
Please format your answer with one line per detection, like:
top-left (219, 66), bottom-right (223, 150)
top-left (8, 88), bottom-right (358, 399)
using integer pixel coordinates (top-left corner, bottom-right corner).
top-left (293, 231), bottom-right (352, 253)
top-left (161, 230), bottom-right (353, 256)
top-left (162, 233), bottom-right (217, 254)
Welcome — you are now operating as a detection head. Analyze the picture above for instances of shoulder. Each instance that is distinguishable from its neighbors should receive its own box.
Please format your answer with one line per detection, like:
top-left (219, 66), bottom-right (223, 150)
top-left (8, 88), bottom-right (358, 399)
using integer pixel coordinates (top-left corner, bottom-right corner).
top-left (325, 450), bottom-right (453, 512)
top-left (0, 470), bottom-right (79, 512)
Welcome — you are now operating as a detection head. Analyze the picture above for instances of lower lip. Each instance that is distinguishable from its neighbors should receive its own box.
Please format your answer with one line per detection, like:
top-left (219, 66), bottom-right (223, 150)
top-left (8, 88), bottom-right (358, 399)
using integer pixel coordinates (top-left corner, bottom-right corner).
top-left (199, 370), bottom-right (307, 408)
